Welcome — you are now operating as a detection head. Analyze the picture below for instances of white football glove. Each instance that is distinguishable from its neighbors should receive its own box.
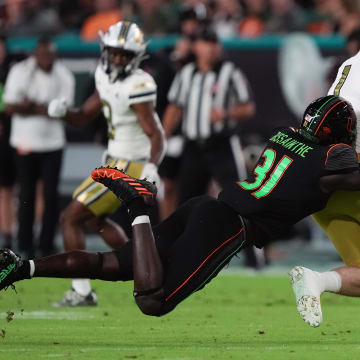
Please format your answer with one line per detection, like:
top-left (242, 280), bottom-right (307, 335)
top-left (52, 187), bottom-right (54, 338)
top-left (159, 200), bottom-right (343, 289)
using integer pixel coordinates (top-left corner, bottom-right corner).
top-left (140, 162), bottom-right (160, 189)
top-left (48, 98), bottom-right (68, 118)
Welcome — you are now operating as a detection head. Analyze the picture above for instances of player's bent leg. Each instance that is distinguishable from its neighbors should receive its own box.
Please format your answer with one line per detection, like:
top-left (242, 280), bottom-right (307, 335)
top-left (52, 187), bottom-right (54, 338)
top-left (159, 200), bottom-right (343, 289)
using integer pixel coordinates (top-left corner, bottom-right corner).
top-left (133, 287), bottom-right (165, 316)
top-left (60, 184), bottom-right (128, 305)
top-left (61, 200), bottom-right (93, 251)
top-left (333, 266), bottom-right (360, 296)
top-left (313, 190), bottom-right (360, 267)
top-left (91, 167), bottom-right (250, 317)
top-left (92, 166), bottom-right (164, 316)
top-left (158, 198), bottom-right (247, 316)
top-left (85, 216), bottom-right (129, 249)
top-left (289, 266), bottom-right (323, 327)
top-left (59, 201), bottom-right (99, 306)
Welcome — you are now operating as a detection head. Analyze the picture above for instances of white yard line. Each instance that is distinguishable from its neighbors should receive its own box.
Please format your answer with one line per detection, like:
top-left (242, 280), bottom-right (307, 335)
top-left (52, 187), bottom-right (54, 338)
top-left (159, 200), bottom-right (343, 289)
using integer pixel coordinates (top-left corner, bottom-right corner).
top-left (17, 311), bottom-right (95, 320)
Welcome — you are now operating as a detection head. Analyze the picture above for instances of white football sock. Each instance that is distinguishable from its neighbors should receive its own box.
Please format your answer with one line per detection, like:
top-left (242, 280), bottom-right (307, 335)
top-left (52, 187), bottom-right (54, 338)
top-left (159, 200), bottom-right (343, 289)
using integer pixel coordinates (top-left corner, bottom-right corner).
top-left (314, 271), bottom-right (342, 294)
top-left (29, 260), bottom-right (35, 277)
top-left (72, 279), bottom-right (91, 296)
top-left (132, 215), bottom-right (150, 226)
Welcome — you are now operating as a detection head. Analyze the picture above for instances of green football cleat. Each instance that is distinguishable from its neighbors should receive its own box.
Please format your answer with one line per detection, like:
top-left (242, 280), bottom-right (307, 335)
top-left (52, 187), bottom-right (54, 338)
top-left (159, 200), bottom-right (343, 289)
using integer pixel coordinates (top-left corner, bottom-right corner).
top-left (0, 248), bottom-right (24, 291)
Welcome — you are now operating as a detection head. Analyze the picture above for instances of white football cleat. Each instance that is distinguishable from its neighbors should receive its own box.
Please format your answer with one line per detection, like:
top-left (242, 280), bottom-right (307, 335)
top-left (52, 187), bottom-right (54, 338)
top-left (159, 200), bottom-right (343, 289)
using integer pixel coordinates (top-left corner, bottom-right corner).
top-left (52, 289), bottom-right (98, 307)
top-left (289, 266), bottom-right (322, 327)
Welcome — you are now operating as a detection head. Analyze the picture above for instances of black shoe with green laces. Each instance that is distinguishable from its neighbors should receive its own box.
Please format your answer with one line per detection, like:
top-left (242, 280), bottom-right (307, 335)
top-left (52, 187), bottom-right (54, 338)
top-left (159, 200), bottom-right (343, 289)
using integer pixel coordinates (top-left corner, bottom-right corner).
top-left (0, 249), bottom-right (25, 291)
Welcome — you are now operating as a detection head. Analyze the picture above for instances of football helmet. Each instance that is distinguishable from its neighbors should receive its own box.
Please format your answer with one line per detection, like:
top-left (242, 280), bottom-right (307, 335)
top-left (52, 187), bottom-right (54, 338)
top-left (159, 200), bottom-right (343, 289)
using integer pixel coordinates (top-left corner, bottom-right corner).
top-left (300, 95), bottom-right (357, 145)
top-left (99, 21), bottom-right (146, 82)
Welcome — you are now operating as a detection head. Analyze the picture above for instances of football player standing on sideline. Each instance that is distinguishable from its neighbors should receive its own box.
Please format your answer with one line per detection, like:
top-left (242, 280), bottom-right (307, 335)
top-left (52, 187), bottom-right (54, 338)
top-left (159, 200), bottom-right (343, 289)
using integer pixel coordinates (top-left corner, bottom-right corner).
top-left (48, 21), bottom-right (165, 306)
top-left (290, 30), bottom-right (360, 328)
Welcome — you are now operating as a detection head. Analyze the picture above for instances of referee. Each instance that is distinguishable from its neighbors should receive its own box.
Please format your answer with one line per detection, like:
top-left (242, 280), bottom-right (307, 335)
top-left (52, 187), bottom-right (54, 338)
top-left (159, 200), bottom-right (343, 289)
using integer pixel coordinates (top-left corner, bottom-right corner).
top-left (162, 28), bottom-right (265, 268)
top-left (163, 28), bottom-right (255, 203)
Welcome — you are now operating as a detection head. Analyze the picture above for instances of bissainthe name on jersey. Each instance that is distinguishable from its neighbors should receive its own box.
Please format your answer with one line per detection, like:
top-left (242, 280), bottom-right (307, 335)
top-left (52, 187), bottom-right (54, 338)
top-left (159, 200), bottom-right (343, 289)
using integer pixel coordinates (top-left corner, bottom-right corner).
top-left (269, 131), bottom-right (314, 158)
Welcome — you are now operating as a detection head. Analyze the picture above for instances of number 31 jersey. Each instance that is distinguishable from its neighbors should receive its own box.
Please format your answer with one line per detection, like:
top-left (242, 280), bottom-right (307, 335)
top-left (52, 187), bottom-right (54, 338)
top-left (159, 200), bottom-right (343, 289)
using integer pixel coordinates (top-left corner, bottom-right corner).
top-left (95, 65), bottom-right (157, 161)
top-left (218, 127), bottom-right (358, 246)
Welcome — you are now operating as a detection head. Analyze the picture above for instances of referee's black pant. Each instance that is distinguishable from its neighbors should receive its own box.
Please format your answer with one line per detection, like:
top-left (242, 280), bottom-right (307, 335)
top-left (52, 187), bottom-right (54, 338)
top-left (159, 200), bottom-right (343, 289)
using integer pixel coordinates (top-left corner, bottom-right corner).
top-left (16, 149), bottom-right (63, 257)
top-left (177, 137), bottom-right (246, 204)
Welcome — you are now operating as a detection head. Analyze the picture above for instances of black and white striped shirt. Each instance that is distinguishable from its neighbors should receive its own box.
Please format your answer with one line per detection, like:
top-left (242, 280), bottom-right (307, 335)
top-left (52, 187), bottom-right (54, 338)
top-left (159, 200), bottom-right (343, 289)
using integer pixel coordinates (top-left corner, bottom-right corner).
top-left (167, 60), bottom-right (253, 140)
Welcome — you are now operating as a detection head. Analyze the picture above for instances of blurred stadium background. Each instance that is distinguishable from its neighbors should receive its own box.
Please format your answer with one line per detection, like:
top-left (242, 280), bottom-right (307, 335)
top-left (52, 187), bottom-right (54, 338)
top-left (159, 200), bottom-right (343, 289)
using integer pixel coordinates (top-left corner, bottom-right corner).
top-left (1, 0), bottom-right (354, 269)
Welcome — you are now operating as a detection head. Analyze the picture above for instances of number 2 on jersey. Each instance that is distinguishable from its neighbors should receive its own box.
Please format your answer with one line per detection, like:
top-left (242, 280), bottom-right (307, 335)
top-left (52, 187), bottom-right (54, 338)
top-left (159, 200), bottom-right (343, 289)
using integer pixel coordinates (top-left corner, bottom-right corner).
top-left (238, 148), bottom-right (293, 198)
top-left (101, 99), bottom-right (115, 139)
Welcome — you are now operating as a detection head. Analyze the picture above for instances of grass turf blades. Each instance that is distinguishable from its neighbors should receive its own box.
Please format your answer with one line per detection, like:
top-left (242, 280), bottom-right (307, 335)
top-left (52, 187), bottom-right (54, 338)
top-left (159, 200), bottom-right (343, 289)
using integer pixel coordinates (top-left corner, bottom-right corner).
top-left (0, 274), bottom-right (358, 360)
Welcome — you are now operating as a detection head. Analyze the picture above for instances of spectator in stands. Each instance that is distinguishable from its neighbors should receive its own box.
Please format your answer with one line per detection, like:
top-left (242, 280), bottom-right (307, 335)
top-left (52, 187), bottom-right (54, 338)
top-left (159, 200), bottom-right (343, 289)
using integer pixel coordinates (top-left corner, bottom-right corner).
top-left (238, 0), bottom-right (270, 37)
top-left (211, 0), bottom-right (244, 39)
top-left (81, 0), bottom-right (123, 41)
top-left (265, 0), bottom-right (307, 33)
top-left (306, 0), bottom-right (360, 36)
top-left (0, 36), bottom-right (15, 250)
top-left (125, 0), bottom-right (176, 36)
top-left (57, 0), bottom-right (94, 31)
top-left (3, 37), bottom-right (75, 259)
top-left (329, 0), bottom-right (360, 37)
top-left (4, 0), bottom-right (62, 36)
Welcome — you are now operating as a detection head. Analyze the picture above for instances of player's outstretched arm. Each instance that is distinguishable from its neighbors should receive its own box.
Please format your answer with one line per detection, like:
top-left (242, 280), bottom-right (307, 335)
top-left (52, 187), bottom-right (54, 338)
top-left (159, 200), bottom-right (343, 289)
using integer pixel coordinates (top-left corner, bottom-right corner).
top-left (132, 101), bottom-right (166, 166)
top-left (48, 90), bottom-right (102, 127)
top-left (320, 172), bottom-right (360, 193)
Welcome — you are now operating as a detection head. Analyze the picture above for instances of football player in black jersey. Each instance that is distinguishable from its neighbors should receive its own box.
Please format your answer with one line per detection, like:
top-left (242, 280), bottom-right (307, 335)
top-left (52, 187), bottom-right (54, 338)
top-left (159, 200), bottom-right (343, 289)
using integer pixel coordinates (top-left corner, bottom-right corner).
top-left (0, 95), bottom-right (359, 319)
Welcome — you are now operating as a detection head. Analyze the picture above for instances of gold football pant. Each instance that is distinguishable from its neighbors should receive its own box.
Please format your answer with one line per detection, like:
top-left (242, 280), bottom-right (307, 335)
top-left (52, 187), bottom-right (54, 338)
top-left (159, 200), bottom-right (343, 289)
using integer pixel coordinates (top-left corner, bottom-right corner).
top-left (312, 190), bottom-right (360, 266)
top-left (73, 158), bottom-right (145, 216)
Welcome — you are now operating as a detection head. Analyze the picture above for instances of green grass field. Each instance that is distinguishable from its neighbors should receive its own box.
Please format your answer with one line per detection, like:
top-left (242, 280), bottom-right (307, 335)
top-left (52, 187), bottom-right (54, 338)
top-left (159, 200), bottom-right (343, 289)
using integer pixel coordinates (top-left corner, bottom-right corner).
top-left (0, 273), bottom-right (358, 360)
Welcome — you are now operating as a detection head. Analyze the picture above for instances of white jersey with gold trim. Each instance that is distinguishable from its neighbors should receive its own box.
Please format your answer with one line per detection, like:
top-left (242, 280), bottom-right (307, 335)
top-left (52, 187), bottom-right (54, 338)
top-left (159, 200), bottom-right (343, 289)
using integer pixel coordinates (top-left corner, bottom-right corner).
top-left (95, 64), bottom-right (157, 160)
top-left (328, 51), bottom-right (360, 153)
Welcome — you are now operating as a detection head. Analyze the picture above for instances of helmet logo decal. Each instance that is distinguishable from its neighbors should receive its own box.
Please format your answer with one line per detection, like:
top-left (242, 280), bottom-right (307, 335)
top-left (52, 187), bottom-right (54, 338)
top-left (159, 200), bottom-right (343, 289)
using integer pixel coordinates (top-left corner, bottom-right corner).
top-left (118, 21), bottom-right (131, 44)
top-left (347, 117), bottom-right (353, 132)
top-left (322, 126), bottom-right (331, 135)
top-left (303, 113), bottom-right (318, 130)
top-left (135, 29), bottom-right (145, 45)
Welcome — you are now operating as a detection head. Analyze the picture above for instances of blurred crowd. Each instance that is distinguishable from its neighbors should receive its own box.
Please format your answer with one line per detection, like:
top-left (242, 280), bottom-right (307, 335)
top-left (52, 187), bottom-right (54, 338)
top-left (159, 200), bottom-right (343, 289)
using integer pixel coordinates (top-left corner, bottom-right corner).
top-left (0, 0), bottom-right (359, 40)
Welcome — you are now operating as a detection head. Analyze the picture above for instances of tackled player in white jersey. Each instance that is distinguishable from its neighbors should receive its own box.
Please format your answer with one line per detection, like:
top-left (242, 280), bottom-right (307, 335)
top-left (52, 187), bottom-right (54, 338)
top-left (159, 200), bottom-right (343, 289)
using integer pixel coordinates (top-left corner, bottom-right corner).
top-left (290, 45), bottom-right (360, 327)
top-left (47, 21), bottom-right (166, 306)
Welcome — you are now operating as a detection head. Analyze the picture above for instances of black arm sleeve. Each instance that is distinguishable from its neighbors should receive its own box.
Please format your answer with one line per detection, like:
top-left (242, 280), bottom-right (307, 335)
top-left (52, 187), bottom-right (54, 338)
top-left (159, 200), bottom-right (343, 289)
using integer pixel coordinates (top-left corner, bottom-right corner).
top-left (322, 144), bottom-right (358, 175)
top-left (320, 144), bottom-right (360, 192)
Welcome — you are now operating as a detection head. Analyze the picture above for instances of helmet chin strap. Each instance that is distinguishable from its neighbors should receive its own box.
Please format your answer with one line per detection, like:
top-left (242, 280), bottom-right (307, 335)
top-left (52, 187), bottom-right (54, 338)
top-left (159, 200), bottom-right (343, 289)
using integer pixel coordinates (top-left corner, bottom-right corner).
top-left (107, 59), bottom-right (136, 82)
top-left (101, 47), bottom-right (147, 82)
